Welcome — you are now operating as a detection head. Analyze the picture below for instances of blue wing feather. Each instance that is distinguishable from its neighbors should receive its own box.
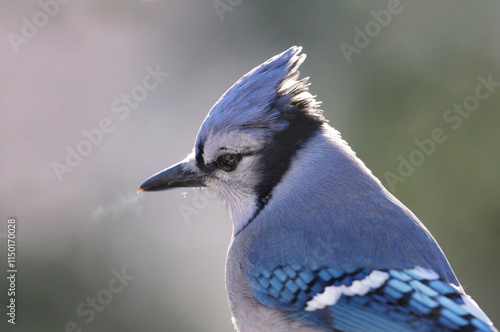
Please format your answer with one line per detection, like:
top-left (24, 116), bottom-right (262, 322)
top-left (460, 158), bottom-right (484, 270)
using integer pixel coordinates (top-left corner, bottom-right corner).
top-left (249, 265), bottom-right (496, 332)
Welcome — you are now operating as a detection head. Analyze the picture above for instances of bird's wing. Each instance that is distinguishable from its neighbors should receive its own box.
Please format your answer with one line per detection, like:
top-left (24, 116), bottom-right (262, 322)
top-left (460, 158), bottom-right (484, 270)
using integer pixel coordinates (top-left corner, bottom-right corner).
top-left (248, 264), bottom-right (496, 332)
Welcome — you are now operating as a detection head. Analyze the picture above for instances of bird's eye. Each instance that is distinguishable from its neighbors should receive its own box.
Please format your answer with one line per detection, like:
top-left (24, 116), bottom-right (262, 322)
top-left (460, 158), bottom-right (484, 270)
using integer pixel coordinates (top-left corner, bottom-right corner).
top-left (217, 154), bottom-right (238, 172)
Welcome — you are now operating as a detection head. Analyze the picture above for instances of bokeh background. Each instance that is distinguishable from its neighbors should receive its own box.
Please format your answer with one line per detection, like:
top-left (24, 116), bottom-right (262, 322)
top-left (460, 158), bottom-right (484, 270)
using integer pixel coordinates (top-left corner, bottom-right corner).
top-left (1, 1), bottom-right (499, 331)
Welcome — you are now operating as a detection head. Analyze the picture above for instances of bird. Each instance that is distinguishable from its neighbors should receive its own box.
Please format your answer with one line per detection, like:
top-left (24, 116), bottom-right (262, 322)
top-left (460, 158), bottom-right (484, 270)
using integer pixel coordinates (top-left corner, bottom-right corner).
top-left (138, 46), bottom-right (497, 332)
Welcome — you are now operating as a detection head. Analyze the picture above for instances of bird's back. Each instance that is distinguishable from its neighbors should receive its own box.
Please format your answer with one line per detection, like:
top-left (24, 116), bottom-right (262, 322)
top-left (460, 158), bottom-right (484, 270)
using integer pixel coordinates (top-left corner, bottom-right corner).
top-left (242, 124), bottom-right (457, 279)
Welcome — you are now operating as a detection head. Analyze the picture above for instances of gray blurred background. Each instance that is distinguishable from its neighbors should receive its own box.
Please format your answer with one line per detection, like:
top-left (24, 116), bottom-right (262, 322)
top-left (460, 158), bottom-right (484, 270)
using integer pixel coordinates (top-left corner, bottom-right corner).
top-left (1, 1), bottom-right (499, 331)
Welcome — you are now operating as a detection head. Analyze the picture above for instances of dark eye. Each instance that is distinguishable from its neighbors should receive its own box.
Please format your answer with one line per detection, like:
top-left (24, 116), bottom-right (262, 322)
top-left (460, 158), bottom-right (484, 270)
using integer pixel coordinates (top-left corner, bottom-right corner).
top-left (217, 154), bottom-right (238, 172)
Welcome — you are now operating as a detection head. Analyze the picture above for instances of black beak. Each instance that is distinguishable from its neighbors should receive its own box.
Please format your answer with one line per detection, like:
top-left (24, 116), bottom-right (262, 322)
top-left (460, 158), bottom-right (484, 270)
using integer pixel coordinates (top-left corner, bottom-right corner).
top-left (137, 162), bottom-right (206, 193)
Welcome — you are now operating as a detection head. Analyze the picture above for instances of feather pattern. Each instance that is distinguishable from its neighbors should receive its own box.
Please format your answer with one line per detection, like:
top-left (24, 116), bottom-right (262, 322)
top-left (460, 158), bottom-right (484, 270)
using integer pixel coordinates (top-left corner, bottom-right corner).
top-left (249, 264), bottom-right (494, 331)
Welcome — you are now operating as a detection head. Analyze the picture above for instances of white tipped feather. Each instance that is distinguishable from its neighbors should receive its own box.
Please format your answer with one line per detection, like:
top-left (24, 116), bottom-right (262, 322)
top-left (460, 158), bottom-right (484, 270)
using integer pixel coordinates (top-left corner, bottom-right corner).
top-left (305, 270), bottom-right (389, 311)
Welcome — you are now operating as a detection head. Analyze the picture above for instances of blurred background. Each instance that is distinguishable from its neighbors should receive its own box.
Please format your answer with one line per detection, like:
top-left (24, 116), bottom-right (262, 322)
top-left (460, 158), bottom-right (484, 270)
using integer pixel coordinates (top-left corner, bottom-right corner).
top-left (1, 1), bottom-right (499, 331)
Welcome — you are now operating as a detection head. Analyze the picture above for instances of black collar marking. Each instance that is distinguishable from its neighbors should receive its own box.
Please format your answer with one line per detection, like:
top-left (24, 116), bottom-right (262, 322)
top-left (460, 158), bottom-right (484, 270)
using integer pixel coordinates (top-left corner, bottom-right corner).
top-left (235, 101), bottom-right (324, 236)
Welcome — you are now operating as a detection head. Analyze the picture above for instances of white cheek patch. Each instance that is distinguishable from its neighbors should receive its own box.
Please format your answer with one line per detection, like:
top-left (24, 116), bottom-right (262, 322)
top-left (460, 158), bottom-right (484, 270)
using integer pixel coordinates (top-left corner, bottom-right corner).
top-left (305, 270), bottom-right (390, 311)
top-left (209, 156), bottom-right (262, 234)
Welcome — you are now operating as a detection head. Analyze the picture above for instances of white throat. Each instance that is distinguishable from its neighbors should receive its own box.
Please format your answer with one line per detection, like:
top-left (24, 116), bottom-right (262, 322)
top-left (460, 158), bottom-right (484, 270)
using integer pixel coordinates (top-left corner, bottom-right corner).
top-left (219, 189), bottom-right (258, 236)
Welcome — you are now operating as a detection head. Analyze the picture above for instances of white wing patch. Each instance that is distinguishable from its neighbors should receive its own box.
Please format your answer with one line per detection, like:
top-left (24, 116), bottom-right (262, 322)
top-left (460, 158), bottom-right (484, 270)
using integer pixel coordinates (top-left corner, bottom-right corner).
top-left (305, 270), bottom-right (390, 311)
top-left (408, 266), bottom-right (439, 280)
top-left (305, 265), bottom-right (495, 330)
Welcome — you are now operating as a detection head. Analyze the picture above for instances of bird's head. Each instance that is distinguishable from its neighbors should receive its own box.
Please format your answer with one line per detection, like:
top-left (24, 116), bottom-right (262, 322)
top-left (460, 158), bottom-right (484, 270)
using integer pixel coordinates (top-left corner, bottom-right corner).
top-left (138, 46), bottom-right (325, 234)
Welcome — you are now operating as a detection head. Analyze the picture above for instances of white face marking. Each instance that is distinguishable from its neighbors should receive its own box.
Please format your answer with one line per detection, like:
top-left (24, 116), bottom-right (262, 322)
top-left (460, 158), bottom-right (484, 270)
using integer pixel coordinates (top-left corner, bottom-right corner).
top-left (195, 130), bottom-right (268, 235)
top-left (305, 270), bottom-right (390, 311)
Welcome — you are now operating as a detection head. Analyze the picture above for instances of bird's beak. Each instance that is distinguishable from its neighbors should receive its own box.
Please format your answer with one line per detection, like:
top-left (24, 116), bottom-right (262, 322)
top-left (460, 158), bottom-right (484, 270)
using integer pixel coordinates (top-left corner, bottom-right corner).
top-left (137, 162), bottom-right (206, 193)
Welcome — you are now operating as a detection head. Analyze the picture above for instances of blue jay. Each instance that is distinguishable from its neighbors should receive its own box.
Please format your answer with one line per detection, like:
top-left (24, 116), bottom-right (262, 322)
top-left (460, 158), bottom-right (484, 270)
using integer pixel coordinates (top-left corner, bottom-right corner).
top-left (138, 47), bottom-right (497, 332)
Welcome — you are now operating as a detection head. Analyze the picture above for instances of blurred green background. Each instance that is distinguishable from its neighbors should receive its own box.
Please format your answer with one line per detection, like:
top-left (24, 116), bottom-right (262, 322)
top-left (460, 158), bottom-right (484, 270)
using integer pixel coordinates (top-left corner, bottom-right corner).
top-left (1, 1), bottom-right (499, 331)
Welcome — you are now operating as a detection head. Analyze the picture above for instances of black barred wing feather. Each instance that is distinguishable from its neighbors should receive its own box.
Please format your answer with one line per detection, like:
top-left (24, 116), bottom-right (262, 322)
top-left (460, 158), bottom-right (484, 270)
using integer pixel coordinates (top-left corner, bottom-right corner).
top-left (249, 265), bottom-right (496, 332)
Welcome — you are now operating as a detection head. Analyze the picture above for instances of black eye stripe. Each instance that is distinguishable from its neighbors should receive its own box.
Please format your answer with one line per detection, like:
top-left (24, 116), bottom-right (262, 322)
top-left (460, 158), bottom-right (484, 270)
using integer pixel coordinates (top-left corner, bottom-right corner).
top-left (203, 152), bottom-right (257, 170)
